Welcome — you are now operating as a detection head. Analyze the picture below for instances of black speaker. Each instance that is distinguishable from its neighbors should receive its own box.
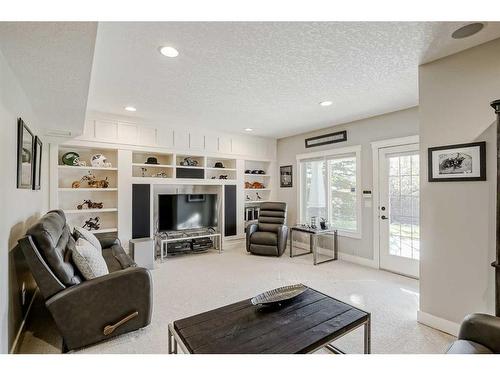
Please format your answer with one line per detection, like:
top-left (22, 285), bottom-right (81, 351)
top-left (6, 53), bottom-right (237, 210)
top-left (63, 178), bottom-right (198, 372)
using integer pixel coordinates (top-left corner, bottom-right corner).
top-left (132, 184), bottom-right (150, 239)
top-left (224, 185), bottom-right (237, 236)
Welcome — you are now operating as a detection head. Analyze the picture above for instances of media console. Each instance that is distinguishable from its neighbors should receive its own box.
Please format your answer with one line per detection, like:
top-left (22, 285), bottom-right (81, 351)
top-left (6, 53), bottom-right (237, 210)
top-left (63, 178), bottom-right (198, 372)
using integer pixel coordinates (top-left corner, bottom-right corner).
top-left (157, 230), bottom-right (222, 261)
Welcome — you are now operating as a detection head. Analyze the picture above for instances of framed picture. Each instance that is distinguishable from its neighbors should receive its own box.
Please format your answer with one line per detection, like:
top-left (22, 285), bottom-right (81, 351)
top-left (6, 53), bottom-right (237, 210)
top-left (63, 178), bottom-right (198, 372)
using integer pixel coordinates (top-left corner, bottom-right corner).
top-left (33, 136), bottom-right (43, 190)
top-left (280, 165), bottom-right (293, 188)
top-left (17, 118), bottom-right (34, 189)
top-left (305, 130), bottom-right (347, 148)
top-left (428, 141), bottom-right (486, 182)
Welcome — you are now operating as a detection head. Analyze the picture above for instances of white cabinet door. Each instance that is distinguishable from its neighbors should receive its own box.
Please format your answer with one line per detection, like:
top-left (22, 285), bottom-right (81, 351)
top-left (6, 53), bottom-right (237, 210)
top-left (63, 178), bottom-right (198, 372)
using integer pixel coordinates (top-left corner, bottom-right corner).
top-left (174, 130), bottom-right (189, 150)
top-left (218, 136), bottom-right (232, 153)
top-left (138, 127), bottom-right (157, 146)
top-left (95, 120), bottom-right (118, 140)
top-left (157, 127), bottom-right (174, 148)
top-left (205, 133), bottom-right (218, 153)
top-left (117, 123), bottom-right (138, 144)
top-left (189, 133), bottom-right (205, 151)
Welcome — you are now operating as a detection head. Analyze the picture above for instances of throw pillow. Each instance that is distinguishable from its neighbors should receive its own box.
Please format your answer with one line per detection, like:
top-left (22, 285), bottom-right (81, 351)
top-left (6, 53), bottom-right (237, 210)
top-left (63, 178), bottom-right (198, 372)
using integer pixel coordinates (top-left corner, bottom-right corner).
top-left (72, 238), bottom-right (109, 280)
top-left (73, 226), bottom-right (102, 252)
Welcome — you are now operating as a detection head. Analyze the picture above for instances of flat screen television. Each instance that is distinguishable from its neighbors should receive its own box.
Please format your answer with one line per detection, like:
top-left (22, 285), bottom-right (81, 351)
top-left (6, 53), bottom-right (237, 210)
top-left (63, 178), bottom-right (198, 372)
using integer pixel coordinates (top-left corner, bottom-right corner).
top-left (158, 194), bottom-right (218, 231)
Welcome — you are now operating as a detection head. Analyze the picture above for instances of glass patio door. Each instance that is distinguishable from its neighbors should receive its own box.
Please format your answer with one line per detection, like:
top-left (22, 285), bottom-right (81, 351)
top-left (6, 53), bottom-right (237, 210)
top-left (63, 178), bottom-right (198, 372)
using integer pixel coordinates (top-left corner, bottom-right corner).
top-left (378, 144), bottom-right (420, 278)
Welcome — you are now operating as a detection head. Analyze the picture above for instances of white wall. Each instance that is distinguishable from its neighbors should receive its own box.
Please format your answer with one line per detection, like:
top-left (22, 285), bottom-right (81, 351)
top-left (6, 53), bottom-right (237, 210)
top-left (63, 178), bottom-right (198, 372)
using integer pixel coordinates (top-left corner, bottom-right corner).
top-left (419, 38), bottom-right (500, 327)
top-left (0, 49), bottom-right (49, 353)
top-left (276, 107), bottom-right (418, 260)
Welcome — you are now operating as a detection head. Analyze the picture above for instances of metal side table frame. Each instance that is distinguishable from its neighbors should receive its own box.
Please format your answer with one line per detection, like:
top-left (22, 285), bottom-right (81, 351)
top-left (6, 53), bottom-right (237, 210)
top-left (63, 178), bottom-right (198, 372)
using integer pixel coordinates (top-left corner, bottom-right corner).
top-left (289, 227), bottom-right (338, 265)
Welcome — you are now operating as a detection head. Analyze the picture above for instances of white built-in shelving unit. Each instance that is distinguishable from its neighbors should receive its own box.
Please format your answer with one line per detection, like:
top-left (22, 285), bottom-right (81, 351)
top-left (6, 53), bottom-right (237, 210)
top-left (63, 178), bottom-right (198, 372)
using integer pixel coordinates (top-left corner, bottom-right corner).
top-left (243, 160), bottom-right (272, 225)
top-left (54, 145), bottom-right (119, 235)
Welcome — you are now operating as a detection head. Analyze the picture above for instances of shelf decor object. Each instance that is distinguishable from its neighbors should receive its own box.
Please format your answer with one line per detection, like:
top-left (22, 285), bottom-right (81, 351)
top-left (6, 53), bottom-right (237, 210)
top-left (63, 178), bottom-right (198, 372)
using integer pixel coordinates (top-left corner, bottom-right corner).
top-left (251, 284), bottom-right (308, 306)
top-left (491, 98), bottom-right (500, 317)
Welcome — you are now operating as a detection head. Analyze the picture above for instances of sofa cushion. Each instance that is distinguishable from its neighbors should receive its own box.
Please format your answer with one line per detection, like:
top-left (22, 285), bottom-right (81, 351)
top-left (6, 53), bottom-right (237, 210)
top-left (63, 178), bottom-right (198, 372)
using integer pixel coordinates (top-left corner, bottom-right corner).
top-left (27, 210), bottom-right (82, 286)
top-left (73, 238), bottom-right (109, 280)
top-left (446, 340), bottom-right (493, 354)
top-left (73, 226), bottom-right (102, 252)
top-left (250, 231), bottom-right (278, 246)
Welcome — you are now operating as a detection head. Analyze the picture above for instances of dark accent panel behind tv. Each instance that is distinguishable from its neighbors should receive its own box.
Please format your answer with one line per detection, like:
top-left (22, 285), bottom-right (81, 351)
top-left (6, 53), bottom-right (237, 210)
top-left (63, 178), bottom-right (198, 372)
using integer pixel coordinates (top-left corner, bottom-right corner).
top-left (224, 185), bottom-right (237, 236)
top-left (132, 184), bottom-right (150, 239)
top-left (176, 168), bottom-right (204, 179)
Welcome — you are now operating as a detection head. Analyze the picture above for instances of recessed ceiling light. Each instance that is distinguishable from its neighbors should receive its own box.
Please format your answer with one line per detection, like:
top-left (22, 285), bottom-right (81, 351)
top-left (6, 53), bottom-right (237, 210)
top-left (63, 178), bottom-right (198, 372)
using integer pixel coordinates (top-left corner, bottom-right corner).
top-left (124, 106), bottom-right (137, 112)
top-left (320, 101), bottom-right (333, 107)
top-left (159, 46), bottom-right (179, 57)
top-left (452, 23), bottom-right (484, 39)
top-left (244, 128), bottom-right (253, 132)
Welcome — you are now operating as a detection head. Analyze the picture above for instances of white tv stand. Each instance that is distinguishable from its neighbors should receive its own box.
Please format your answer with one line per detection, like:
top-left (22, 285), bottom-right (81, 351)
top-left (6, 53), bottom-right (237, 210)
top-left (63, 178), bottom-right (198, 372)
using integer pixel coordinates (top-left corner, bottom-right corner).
top-left (157, 230), bottom-right (222, 261)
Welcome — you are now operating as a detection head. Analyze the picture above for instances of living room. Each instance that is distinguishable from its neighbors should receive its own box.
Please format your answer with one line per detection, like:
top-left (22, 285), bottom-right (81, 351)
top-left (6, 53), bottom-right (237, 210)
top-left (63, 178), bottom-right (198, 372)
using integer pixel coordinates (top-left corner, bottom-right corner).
top-left (1, 1), bottom-right (500, 373)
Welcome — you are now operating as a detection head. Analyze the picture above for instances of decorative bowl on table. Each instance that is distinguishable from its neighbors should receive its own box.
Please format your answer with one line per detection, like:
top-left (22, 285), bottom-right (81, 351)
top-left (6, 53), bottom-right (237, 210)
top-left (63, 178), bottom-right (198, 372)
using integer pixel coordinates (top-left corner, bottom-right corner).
top-left (251, 284), bottom-right (308, 306)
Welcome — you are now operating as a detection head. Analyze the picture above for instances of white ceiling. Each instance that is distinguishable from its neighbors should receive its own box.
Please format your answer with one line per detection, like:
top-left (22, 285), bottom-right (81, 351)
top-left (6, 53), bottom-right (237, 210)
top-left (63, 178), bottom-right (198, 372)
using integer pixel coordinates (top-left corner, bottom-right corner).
top-left (86, 22), bottom-right (500, 139)
top-left (0, 22), bottom-right (97, 136)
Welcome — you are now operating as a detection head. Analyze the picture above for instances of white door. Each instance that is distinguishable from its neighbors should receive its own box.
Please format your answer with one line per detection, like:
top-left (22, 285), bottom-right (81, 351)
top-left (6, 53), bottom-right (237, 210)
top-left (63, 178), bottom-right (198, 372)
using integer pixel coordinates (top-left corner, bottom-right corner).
top-left (378, 144), bottom-right (420, 278)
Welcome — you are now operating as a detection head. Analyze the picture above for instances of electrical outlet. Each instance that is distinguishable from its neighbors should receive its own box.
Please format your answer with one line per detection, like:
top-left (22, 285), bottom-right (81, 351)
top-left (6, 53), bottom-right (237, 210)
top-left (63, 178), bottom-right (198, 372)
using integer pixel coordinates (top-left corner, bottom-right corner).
top-left (21, 282), bottom-right (26, 306)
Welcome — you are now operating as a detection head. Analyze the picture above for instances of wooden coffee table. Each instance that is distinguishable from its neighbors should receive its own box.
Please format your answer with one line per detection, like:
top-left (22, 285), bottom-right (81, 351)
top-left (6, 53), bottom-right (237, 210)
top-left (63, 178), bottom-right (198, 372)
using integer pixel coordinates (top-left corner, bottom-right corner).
top-left (168, 287), bottom-right (371, 354)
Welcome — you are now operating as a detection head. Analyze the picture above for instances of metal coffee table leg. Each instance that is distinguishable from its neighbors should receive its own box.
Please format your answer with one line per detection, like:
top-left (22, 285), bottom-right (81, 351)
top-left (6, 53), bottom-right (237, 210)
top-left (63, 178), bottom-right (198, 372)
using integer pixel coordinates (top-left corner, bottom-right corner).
top-left (364, 316), bottom-right (371, 354)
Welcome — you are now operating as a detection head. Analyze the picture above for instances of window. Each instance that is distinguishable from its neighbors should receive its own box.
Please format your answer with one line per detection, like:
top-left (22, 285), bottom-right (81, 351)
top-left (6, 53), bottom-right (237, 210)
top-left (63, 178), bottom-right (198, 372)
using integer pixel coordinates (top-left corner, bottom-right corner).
top-left (298, 146), bottom-right (361, 237)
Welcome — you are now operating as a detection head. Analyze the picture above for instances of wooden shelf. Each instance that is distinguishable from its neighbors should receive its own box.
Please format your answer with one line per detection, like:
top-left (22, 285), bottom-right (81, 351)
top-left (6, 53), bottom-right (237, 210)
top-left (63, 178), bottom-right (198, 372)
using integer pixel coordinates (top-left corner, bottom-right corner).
top-left (90, 228), bottom-right (118, 234)
top-left (205, 167), bottom-right (237, 171)
top-left (58, 188), bottom-right (118, 192)
top-left (175, 165), bottom-right (204, 169)
top-left (245, 200), bottom-right (269, 204)
top-left (245, 174), bottom-right (270, 177)
top-left (58, 165), bottom-right (118, 171)
top-left (132, 163), bottom-right (174, 168)
top-left (64, 208), bottom-right (118, 214)
top-left (244, 188), bottom-right (270, 191)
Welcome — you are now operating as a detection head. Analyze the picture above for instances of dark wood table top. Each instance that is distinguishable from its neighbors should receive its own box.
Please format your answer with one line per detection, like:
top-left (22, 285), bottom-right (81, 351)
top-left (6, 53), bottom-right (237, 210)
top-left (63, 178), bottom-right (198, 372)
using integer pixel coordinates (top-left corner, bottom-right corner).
top-left (172, 287), bottom-right (369, 354)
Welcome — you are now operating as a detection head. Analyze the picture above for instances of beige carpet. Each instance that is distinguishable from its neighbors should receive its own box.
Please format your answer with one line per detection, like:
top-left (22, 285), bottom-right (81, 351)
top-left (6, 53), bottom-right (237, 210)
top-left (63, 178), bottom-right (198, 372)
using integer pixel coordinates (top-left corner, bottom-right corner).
top-left (17, 241), bottom-right (454, 354)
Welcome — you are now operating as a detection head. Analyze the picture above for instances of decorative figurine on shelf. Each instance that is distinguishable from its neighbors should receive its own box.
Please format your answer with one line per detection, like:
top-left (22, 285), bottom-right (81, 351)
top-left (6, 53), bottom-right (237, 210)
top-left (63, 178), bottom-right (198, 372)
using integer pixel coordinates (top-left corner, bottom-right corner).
top-left (82, 217), bottom-right (100, 231)
top-left (214, 162), bottom-right (224, 168)
top-left (246, 195), bottom-right (252, 201)
top-left (61, 151), bottom-right (86, 167)
top-left (141, 167), bottom-right (148, 177)
top-left (219, 175), bottom-right (228, 179)
top-left (77, 200), bottom-right (103, 210)
top-left (91, 154), bottom-right (112, 168)
top-left (71, 171), bottom-right (110, 188)
top-left (152, 171), bottom-right (169, 178)
top-left (256, 192), bottom-right (263, 200)
top-left (180, 157), bottom-right (198, 167)
top-left (245, 181), bottom-right (265, 189)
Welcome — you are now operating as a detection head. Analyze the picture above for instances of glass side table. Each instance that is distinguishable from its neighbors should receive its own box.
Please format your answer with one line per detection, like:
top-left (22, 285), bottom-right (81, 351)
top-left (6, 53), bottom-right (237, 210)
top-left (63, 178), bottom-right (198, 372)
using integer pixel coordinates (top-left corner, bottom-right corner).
top-left (289, 226), bottom-right (338, 265)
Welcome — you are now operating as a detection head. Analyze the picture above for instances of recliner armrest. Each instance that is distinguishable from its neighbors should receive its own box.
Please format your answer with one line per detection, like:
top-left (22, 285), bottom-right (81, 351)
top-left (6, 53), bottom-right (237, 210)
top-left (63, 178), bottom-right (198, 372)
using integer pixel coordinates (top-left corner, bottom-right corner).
top-left (276, 225), bottom-right (289, 256)
top-left (98, 236), bottom-right (121, 249)
top-left (458, 313), bottom-right (500, 353)
top-left (46, 267), bottom-right (152, 351)
top-left (246, 223), bottom-right (258, 252)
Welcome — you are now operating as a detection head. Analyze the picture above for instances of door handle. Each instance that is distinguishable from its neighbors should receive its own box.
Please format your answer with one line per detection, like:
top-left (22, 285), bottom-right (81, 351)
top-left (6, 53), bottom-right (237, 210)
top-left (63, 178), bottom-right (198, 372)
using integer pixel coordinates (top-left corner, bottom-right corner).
top-left (381, 215), bottom-right (388, 220)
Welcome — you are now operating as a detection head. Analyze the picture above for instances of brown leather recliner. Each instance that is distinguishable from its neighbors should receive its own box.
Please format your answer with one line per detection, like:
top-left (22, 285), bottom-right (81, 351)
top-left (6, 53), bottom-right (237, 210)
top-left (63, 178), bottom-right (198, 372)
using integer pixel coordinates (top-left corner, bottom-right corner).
top-left (246, 202), bottom-right (288, 257)
top-left (17, 210), bottom-right (153, 352)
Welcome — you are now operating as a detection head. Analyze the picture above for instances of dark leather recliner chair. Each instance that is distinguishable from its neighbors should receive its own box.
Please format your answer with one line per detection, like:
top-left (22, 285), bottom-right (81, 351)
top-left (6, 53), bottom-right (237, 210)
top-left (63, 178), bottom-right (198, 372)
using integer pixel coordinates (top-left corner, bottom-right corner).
top-left (18, 210), bottom-right (153, 352)
top-left (446, 313), bottom-right (500, 354)
top-left (246, 202), bottom-right (288, 257)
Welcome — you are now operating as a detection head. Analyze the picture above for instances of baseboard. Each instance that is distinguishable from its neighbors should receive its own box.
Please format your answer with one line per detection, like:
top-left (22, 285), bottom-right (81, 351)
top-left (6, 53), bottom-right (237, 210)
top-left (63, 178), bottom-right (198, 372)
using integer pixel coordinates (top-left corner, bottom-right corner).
top-left (417, 310), bottom-right (460, 337)
top-left (292, 241), bottom-right (378, 269)
top-left (9, 288), bottom-right (38, 354)
top-left (337, 252), bottom-right (379, 269)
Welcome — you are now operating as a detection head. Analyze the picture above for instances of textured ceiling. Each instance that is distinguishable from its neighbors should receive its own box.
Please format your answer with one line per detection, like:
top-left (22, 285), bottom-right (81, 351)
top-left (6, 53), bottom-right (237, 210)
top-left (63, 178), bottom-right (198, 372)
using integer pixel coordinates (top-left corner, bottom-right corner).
top-left (87, 22), bottom-right (500, 139)
top-left (0, 22), bottom-right (97, 135)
